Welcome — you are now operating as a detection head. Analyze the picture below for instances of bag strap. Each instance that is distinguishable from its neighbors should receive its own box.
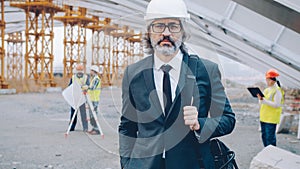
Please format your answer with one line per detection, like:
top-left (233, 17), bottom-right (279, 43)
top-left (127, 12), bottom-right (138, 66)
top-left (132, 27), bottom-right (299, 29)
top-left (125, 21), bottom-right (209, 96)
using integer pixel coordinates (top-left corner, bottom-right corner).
top-left (182, 55), bottom-right (199, 106)
top-left (188, 55), bottom-right (198, 76)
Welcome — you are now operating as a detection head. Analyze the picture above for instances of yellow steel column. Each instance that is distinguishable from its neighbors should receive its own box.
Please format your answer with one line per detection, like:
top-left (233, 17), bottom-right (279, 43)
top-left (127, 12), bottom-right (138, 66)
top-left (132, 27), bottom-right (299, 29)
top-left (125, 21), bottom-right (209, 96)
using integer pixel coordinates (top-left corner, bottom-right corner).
top-left (0, 0), bottom-right (8, 88)
top-left (99, 24), bottom-right (118, 86)
top-left (88, 16), bottom-right (101, 71)
top-left (111, 34), bottom-right (120, 86)
top-left (128, 32), bottom-right (143, 65)
top-left (77, 20), bottom-right (87, 70)
top-left (6, 32), bottom-right (24, 80)
top-left (86, 17), bottom-right (118, 86)
top-left (10, 0), bottom-right (63, 87)
top-left (54, 5), bottom-right (95, 78)
top-left (110, 26), bottom-right (133, 86)
top-left (63, 22), bottom-right (73, 77)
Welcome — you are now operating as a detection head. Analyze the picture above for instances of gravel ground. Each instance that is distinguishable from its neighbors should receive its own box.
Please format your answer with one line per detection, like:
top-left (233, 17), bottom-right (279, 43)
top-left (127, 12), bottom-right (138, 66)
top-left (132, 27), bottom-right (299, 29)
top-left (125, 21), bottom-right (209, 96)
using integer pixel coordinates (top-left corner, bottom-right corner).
top-left (0, 87), bottom-right (299, 169)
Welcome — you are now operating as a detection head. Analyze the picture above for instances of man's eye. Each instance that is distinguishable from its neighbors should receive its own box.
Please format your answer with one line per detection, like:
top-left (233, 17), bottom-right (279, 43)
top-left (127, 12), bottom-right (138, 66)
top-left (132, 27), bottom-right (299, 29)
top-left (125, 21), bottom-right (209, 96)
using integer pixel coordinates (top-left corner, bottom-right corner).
top-left (170, 25), bottom-right (179, 29)
top-left (155, 24), bottom-right (165, 29)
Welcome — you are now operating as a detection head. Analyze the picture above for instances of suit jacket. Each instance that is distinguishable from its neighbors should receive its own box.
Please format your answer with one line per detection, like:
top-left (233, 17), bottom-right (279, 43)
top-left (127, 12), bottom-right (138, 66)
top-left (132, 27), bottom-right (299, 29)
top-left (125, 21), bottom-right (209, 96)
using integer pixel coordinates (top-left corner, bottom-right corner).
top-left (119, 52), bottom-right (236, 169)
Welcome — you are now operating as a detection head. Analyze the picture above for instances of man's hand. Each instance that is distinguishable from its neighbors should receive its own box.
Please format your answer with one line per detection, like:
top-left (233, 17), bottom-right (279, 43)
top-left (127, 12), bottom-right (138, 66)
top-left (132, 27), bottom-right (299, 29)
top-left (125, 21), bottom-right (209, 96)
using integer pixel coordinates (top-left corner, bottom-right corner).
top-left (82, 85), bottom-right (88, 90)
top-left (82, 85), bottom-right (88, 95)
top-left (183, 106), bottom-right (200, 130)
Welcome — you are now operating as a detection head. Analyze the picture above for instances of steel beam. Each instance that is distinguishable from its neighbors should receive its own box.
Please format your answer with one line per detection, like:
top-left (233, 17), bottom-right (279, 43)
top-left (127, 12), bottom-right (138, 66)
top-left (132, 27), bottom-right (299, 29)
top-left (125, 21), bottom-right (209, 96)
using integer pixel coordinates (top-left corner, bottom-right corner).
top-left (232, 0), bottom-right (300, 34)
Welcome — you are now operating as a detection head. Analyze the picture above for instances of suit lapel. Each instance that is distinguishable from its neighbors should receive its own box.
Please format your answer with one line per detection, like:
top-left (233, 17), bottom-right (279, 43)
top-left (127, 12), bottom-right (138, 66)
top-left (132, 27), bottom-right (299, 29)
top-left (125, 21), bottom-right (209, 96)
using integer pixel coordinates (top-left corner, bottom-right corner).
top-left (142, 58), bottom-right (164, 115)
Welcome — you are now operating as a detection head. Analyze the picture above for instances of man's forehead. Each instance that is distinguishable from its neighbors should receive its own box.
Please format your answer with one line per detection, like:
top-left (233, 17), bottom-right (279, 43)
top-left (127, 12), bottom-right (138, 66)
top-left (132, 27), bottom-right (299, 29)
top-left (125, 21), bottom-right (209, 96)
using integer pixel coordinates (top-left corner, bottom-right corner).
top-left (152, 18), bottom-right (181, 24)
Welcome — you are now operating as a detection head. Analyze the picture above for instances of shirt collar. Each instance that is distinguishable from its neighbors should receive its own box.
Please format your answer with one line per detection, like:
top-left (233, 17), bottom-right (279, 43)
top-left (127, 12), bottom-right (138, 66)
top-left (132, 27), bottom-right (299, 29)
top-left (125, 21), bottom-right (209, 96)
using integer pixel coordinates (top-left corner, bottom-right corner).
top-left (154, 51), bottom-right (183, 72)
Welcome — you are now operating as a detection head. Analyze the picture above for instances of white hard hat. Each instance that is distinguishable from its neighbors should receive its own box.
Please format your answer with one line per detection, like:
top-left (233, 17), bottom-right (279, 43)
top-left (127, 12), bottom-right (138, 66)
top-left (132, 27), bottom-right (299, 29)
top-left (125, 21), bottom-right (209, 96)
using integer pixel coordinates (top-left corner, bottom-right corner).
top-left (144, 0), bottom-right (190, 21)
top-left (90, 65), bottom-right (99, 73)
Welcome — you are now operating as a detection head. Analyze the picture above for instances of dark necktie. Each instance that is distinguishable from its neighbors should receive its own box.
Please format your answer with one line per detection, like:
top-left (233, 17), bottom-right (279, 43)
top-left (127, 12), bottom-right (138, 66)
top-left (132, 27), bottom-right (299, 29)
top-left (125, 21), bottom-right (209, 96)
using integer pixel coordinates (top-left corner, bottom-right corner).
top-left (161, 64), bottom-right (172, 116)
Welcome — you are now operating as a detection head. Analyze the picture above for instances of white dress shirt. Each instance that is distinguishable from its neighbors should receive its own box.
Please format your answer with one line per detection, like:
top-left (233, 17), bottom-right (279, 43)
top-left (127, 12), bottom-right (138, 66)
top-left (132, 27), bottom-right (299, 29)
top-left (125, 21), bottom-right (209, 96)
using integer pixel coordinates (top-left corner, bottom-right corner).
top-left (153, 51), bottom-right (183, 159)
top-left (153, 52), bottom-right (183, 114)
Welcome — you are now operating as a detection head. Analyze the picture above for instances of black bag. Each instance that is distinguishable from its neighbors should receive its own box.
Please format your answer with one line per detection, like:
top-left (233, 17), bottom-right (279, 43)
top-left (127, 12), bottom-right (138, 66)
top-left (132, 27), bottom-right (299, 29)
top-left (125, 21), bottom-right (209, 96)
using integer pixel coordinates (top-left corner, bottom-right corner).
top-left (199, 139), bottom-right (238, 169)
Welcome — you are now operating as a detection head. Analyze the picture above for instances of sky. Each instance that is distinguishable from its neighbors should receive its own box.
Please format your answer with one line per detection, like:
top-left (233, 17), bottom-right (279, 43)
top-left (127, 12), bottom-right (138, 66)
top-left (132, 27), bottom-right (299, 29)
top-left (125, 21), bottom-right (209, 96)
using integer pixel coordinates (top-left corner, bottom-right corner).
top-left (219, 56), bottom-right (264, 85)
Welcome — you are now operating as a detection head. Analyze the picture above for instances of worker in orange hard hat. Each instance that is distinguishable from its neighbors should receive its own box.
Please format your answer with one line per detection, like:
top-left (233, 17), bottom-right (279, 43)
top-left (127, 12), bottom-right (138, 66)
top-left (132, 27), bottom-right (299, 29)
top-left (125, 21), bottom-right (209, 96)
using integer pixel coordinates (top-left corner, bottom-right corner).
top-left (118, 0), bottom-right (236, 169)
top-left (265, 68), bottom-right (279, 79)
top-left (68, 64), bottom-right (90, 132)
top-left (257, 68), bottom-right (284, 147)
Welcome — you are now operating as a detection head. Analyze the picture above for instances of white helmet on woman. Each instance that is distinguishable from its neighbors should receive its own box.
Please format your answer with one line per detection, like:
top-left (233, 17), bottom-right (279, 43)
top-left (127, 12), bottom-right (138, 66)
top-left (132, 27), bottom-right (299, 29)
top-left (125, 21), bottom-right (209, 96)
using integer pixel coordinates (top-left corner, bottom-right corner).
top-left (90, 65), bottom-right (99, 73)
top-left (144, 0), bottom-right (190, 21)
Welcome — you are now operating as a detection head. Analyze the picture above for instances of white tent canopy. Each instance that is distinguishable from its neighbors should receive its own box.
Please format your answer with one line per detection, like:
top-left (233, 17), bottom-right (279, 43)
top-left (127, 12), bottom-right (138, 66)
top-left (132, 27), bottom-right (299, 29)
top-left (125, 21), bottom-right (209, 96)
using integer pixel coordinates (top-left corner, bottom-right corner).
top-left (3, 0), bottom-right (300, 88)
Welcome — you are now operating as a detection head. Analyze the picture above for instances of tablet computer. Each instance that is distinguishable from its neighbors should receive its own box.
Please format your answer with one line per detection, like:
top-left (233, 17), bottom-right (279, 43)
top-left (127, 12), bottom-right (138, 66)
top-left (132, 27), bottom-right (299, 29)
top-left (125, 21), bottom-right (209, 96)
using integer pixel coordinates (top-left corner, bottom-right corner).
top-left (247, 87), bottom-right (264, 97)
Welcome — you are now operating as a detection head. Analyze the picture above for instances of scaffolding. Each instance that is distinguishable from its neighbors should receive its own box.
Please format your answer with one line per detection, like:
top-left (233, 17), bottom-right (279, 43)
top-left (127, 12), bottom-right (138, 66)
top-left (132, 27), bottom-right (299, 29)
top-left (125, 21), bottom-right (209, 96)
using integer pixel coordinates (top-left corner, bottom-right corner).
top-left (86, 17), bottom-right (118, 86)
top-left (128, 32), bottom-right (143, 66)
top-left (6, 32), bottom-right (24, 80)
top-left (10, 0), bottom-right (64, 87)
top-left (54, 5), bottom-right (96, 78)
top-left (110, 26), bottom-right (133, 85)
top-left (0, 0), bottom-right (8, 88)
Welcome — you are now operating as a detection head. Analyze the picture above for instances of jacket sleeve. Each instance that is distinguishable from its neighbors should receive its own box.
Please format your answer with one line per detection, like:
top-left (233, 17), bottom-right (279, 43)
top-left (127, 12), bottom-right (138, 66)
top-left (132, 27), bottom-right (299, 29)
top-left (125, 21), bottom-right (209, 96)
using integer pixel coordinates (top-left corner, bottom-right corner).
top-left (195, 61), bottom-right (236, 143)
top-left (118, 67), bottom-right (138, 168)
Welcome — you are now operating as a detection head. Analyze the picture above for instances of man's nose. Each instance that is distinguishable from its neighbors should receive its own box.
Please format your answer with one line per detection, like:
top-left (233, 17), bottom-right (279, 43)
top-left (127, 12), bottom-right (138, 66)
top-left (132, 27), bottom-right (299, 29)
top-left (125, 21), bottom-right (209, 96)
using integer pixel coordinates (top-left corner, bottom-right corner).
top-left (162, 26), bottom-right (172, 36)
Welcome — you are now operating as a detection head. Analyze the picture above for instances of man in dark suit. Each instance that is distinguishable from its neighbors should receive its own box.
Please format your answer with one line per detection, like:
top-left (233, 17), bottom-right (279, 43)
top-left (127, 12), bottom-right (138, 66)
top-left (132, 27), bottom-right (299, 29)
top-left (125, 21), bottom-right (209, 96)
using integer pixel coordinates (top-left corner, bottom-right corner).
top-left (119, 0), bottom-right (236, 168)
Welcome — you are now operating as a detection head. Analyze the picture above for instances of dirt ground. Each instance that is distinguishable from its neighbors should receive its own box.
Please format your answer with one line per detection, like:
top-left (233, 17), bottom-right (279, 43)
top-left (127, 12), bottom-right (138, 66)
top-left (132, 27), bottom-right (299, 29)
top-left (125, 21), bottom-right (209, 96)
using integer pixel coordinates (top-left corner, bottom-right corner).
top-left (0, 87), bottom-right (299, 169)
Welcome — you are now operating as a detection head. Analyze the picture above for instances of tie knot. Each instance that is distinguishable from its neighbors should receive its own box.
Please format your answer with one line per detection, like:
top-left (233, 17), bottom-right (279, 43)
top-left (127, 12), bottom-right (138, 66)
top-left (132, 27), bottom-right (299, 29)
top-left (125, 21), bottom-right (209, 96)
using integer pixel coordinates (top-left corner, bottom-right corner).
top-left (161, 64), bottom-right (172, 73)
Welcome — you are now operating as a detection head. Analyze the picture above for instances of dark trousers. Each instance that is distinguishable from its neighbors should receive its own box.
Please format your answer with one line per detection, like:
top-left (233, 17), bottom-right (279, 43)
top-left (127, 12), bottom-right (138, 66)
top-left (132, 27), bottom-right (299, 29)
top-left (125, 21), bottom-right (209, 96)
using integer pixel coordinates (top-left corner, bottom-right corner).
top-left (260, 121), bottom-right (277, 147)
top-left (70, 103), bottom-right (88, 131)
top-left (89, 101), bottom-right (99, 131)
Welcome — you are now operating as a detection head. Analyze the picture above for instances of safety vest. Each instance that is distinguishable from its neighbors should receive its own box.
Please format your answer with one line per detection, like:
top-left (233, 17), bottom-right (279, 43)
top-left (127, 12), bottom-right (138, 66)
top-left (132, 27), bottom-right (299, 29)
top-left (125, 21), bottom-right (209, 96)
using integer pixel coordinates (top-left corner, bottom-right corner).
top-left (72, 74), bottom-right (88, 87)
top-left (88, 75), bottom-right (101, 102)
top-left (260, 86), bottom-right (284, 124)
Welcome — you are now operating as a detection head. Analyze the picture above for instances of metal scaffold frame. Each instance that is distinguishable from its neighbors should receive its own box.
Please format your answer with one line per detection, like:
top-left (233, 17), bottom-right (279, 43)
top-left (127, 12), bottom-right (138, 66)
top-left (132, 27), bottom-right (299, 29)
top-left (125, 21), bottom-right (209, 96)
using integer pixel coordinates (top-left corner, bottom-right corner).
top-left (86, 17), bottom-right (118, 86)
top-left (6, 32), bottom-right (24, 80)
top-left (54, 5), bottom-right (96, 78)
top-left (110, 26), bottom-right (133, 86)
top-left (10, 0), bottom-right (63, 87)
top-left (128, 32), bottom-right (143, 66)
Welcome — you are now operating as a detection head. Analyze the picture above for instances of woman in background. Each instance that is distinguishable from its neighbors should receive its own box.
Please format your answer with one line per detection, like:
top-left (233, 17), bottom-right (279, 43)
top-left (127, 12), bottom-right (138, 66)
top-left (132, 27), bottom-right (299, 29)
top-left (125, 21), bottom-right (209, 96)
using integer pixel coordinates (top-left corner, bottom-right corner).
top-left (257, 68), bottom-right (284, 147)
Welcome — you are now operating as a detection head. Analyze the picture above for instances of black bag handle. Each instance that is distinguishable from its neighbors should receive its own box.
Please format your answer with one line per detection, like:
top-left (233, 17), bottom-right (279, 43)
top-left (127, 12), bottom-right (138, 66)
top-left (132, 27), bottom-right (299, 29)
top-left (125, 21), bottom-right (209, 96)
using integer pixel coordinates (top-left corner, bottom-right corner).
top-left (219, 151), bottom-right (235, 169)
top-left (211, 139), bottom-right (238, 169)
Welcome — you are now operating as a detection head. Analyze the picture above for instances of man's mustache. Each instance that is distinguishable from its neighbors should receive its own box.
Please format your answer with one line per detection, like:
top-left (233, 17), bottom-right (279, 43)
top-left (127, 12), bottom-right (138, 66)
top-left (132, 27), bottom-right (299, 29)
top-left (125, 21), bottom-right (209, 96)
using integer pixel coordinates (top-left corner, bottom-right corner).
top-left (157, 36), bottom-right (176, 46)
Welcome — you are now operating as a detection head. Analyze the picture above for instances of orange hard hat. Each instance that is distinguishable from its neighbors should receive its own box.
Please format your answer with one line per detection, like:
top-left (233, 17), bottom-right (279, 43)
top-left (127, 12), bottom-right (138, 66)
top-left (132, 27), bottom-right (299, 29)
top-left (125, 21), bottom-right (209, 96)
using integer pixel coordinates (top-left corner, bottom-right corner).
top-left (265, 69), bottom-right (279, 78)
top-left (76, 64), bottom-right (84, 71)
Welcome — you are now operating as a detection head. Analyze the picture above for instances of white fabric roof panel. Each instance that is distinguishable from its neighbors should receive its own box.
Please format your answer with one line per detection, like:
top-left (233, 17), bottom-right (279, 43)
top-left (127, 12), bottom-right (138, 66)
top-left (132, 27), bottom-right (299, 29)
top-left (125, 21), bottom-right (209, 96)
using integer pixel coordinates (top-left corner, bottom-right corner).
top-left (2, 0), bottom-right (300, 88)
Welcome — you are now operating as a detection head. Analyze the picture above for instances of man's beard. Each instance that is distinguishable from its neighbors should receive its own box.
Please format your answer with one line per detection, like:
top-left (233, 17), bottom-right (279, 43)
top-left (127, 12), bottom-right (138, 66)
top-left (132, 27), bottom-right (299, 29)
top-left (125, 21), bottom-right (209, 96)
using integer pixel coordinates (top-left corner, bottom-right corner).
top-left (151, 36), bottom-right (182, 56)
top-left (76, 73), bottom-right (83, 78)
